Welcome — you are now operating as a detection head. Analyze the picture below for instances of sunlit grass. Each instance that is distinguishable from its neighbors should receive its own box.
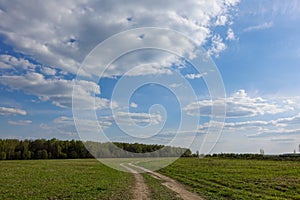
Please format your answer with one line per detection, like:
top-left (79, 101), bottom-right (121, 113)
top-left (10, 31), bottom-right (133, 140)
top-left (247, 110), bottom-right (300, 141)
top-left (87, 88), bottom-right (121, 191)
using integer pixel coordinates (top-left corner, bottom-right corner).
top-left (0, 159), bottom-right (134, 199)
top-left (156, 157), bottom-right (300, 199)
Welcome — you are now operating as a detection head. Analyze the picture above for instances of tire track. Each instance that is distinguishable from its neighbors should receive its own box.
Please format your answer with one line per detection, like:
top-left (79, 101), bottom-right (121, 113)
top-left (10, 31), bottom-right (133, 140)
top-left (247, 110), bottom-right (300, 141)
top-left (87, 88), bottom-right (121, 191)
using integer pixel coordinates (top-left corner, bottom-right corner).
top-left (128, 163), bottom-right (204, 200)
top-left (120, 163), bottom-right (151, 200)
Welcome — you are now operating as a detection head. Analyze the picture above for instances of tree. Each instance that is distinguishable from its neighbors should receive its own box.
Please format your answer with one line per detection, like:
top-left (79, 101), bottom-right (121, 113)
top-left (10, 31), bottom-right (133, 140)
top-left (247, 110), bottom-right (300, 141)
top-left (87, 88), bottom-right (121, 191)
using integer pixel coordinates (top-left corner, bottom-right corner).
top-left (0, 152), bottom-right (6, 160)
top-left (0, 138), bottom-right (193, 160)
top-left (36, 150), bottom-right (48, 159)
top-left (182, 149), bottom-right (192, 157)
top-left (21, 140), bottom-right (31, 159)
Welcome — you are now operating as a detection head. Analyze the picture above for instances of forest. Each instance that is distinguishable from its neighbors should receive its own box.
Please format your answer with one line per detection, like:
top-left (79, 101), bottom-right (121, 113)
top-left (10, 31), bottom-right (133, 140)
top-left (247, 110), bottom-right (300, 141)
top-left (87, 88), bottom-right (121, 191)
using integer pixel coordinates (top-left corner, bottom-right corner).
top-left (0, 138), bottom-right (192, 160)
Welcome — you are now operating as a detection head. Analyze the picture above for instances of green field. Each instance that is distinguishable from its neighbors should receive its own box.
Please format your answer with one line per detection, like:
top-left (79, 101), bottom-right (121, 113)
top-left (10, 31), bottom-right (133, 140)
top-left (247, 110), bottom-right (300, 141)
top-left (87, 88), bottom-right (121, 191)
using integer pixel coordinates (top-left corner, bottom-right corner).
top-left (155, 158), bottom-right (300, 199)
top-left (1, 158), bottom-right (300, 200)
top-left (0, 158), bottom-right (181, 200)
top-left (142, 173), bottom-right (182, 200)
top-left (0, 159), bottom-right (134, 199)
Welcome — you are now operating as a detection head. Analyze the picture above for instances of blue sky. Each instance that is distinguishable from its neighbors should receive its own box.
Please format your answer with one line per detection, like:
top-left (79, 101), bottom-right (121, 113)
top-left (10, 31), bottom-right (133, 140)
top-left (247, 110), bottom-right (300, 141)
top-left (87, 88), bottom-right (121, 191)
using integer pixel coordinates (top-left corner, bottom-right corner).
top-left (0, 0), bottom-right (300, 154)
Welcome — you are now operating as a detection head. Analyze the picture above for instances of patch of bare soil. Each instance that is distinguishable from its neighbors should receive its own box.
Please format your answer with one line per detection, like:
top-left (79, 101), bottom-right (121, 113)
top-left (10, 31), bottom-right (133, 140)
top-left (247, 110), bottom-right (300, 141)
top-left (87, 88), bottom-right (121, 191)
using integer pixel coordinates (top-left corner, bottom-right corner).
top-left (128, 163), bottom-right (204, 200)
top-left (120, 163), bottom-right (151, 200)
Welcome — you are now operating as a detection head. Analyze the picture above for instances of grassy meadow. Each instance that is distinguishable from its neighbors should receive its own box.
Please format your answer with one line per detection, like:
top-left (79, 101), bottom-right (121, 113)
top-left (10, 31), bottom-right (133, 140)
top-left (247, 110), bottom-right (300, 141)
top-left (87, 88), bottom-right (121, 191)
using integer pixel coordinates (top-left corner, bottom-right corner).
top-left (1, 157), bottom-right (300, 199)
top-left (155, 158), bottom-right (300, 199)
top-left (0, 159), bottom-right (134, 199)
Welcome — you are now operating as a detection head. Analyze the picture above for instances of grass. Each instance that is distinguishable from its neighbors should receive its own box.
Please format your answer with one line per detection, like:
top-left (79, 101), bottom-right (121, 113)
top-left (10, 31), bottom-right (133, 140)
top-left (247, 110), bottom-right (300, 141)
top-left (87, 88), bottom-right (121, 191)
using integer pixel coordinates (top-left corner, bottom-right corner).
top-left (154, 157), bottom-right (300, 200)
top-left (100, 157), bottom-right (182, 199)
top-left (0, 159), bottom-right (134, 199)
top-left (2, 157), bottom-right (299, 199)
top-left (142, 173), bottom-right (182, 200)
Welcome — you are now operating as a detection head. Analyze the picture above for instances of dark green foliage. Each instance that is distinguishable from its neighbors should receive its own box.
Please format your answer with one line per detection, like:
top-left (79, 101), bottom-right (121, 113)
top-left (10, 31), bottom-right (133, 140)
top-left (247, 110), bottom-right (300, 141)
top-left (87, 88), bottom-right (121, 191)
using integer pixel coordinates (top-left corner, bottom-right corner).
top-left (181, 149), bottom-right (192, 157)
top-left (0, 139), bottom-right (192, 160)
top-left (0, 138), bottom-right (92, 160)
top-left (114, 142), bottom-right (164, 153)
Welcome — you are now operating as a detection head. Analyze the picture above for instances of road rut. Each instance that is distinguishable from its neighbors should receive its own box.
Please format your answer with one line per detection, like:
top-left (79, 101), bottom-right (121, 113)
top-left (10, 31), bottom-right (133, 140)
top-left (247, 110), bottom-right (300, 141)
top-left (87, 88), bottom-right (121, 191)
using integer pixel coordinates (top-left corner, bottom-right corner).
top-left (127, 162), bottom-right (204, 200)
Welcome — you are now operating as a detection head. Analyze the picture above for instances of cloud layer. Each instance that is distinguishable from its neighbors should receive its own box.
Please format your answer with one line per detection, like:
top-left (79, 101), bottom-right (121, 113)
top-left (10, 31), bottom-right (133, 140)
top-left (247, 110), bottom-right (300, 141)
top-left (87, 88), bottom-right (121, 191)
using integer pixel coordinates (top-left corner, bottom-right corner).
top-left (184, 90), bottom-right (293, 118)
top-left (0, 0), bottom-right (239, 75)
top-left (0, 106), bottom-right (27, 116)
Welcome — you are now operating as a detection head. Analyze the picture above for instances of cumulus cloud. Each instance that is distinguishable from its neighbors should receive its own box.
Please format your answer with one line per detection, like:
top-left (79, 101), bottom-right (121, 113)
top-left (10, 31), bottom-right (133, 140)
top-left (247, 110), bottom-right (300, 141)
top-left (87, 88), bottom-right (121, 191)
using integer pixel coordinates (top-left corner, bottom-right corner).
top-left (0, 0), bottom-right (239, 76)
top-left (208, 34), bottom-right (226, 57)
top-left (226, 28), bottom-right (236, 40)
top-left (0, 106), bottom-right (27, 115)
top-left (0, 72), bottom-right (109, 109)
top-left (0, 54), bottom-right (36, 70)
top-left (215, 15), bottom-right (228, 26)
top-left (184, 89), bottom-right (294, 117)
top-left (41, 67), bottom-right (56, 76)
top-left (0, 1), bottom-right (240, 117)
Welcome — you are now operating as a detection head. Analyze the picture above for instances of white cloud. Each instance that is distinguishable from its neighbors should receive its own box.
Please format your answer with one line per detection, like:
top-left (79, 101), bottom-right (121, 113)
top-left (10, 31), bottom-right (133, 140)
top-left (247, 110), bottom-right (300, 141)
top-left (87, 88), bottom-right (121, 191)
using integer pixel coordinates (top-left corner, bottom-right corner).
top-left (215, 15), bottom-right (228, 26)
top-left (123, 63), bottom-right (173, 77)
top-left (184, 89), bottom-right (294, 117)
top-left (185, 72), bottom-right (207, 79)
top-left (115, 111), bottom-right (163, 126)
top-left (0, 0), bottom-right (239, 76)
top-left (8, 120), bottom-right (32, 126)
top-left (169, 83), bottom-right (182, 88)
top-left (155, 112), bottom-right (300, 153)
top-left (0, 72), bottom-right (109, 110)
top-left (0, 54), bottom-right (36, 70)
top-left (226, 28), bottom-right (236, 40)
top-left (53, 116), bottom-right (74, 125)
top-left (130, 102), bottom-right (138, 108)
top-left (195, 112), bottom-right (300, 140)
top-left (273, 113), bottom-right (300, 126)
top-left (41, 67), bottom-right (56, 76)
top-left (208, 34), bottom-right (226, 57)
top-left (0, 107), bottom-right (27, 115)
top-left (243, 22), bottom-right (273, 32)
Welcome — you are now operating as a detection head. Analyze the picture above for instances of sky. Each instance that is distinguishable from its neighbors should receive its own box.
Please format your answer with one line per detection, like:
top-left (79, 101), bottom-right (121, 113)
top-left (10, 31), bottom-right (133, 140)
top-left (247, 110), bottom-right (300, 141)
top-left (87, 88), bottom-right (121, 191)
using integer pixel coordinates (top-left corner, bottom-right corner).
top-left (0, 0), bottom-right (300, 154)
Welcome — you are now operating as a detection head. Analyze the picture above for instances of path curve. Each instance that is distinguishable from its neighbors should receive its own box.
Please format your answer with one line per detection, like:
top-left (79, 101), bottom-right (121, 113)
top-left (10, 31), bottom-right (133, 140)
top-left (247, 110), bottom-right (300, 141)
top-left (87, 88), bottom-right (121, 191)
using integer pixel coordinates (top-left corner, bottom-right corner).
top-left (128, 163), bottom-right (204, 200)
top-left (120, 163), bottom-right (151, 200)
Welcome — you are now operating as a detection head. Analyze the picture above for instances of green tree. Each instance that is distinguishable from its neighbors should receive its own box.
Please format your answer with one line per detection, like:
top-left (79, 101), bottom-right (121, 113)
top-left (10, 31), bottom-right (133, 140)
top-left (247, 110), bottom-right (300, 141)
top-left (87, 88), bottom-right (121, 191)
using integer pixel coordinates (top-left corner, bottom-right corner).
top-left (182, 149), bottom-right (192, 157)
top-left (0, 152), bottom-right (6, 160)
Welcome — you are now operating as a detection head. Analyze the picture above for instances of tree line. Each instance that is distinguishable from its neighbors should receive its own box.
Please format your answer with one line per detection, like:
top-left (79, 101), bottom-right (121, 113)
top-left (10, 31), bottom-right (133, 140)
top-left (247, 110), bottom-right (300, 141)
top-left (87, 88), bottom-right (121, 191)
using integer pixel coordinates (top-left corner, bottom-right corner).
top-left (205, 153), bottom-right (300, 161)
top-left (0, 138), bottom-right (192, 160)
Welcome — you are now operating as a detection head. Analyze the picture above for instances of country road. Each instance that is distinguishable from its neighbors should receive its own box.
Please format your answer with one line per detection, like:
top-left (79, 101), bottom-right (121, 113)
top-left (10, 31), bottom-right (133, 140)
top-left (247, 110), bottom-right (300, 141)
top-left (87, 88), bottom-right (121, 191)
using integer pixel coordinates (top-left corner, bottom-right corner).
top-left (120, 163), bottom-right (151, 200)
top-left (120, 162), bottom-right (204, 200)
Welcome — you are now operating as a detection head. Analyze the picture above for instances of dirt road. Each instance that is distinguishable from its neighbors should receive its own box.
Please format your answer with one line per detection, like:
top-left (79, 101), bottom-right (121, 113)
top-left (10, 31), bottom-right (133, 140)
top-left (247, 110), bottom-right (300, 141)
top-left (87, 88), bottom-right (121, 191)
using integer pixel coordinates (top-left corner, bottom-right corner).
top-left (120, 163), bottom-right (151, 200)
top-left (121, 162), bottom-right (204, 200)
